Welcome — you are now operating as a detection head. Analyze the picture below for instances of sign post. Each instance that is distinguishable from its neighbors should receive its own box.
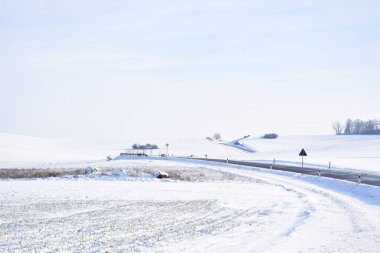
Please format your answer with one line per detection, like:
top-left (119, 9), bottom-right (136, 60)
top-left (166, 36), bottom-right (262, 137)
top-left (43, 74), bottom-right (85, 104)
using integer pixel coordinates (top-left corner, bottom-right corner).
top-left (299, 148), bottom-right (307, 170)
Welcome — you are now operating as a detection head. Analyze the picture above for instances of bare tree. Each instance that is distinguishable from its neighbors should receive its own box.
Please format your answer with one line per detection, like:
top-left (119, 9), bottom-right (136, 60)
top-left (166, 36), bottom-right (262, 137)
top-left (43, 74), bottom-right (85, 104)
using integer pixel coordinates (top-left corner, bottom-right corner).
top-left (344, 119), bottom-right (353, 135)
top-left (352, 119), bottom-right (364, 135)
top-left (364, 119), bottom-right (380, 134)
top-left (213, 133), bottom-right (221, 141)
top-left (332, 121), bottom-right (343, 135)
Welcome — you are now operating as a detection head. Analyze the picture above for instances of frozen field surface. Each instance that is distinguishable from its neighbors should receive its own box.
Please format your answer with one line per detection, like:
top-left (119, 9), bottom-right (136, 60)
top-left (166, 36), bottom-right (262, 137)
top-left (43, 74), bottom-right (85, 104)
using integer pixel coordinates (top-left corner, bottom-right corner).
top-left (0, 177), bottom-right (294, 252)
top-left (1, 159), bottom-right (380, 252)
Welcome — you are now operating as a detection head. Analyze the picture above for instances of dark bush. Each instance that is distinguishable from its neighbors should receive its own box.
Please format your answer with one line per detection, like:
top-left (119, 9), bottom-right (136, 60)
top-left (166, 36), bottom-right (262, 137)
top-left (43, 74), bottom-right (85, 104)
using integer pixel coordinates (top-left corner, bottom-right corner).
top-left (262, 133), bottom-right (278, 139)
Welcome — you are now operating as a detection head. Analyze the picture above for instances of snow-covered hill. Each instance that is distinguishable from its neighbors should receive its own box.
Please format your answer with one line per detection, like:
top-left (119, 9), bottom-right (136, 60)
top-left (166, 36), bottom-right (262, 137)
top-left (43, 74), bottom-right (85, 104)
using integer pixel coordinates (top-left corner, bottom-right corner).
top-left (1, 132), bottom-right (380, 173)
top-left (243, 135), bottom-right (380, 173)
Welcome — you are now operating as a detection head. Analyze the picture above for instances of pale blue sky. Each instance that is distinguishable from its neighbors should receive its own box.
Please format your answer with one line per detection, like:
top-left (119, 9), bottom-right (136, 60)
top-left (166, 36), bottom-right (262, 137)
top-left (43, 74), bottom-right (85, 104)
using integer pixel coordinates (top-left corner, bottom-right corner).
top-left (0, 0), bottom-right (379, 140)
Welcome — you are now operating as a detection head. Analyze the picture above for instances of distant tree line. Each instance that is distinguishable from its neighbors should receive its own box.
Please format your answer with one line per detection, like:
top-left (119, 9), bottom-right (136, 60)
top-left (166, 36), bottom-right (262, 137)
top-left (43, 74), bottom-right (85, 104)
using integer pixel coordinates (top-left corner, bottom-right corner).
top-left (132, 143), bottom-right (159, 150)
top-left (333, 119), bottom-right (380, 135)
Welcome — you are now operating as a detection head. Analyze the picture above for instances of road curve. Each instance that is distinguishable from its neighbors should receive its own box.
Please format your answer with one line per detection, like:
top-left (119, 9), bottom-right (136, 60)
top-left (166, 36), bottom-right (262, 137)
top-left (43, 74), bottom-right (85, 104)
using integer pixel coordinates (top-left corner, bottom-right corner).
top-left (183, 157), bottom-right (380, 187)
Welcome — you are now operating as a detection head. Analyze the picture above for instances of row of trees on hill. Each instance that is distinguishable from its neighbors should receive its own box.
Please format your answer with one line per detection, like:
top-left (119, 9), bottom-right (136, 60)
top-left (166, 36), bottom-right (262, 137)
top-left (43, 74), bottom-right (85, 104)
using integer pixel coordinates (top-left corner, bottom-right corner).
top-left (132, 143), bottom-right (159, 150)
top-left (333, 119), bottom-right (380, 135)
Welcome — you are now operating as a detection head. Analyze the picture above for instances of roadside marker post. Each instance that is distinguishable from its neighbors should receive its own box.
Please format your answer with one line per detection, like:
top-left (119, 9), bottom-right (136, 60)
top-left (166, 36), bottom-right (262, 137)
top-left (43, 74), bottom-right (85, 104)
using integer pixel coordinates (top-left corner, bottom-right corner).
top-left (273, 158), bottom-right (276, 165)
top-left (318, 170), bottom-right (321, 177)
top-left (165, 143), bottom-right (169, 159)
top-left (358, 175), bottom-right (362, 184)
top-left (329, 161), bottom-right (331, 170)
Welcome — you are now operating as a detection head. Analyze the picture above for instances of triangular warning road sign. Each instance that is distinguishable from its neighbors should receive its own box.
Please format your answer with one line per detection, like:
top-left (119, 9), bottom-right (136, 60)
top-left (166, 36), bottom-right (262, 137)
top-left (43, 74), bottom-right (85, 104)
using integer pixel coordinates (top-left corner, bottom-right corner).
top-left (299, 149), bottom-right (307, 156)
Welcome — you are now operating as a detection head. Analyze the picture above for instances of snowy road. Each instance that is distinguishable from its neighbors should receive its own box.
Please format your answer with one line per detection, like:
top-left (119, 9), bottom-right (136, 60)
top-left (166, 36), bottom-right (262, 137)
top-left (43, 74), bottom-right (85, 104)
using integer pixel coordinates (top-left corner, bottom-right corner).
top-left (186, 157), bottom-right (380, 187)
top-left (0, 159), bottom-right (380, 252)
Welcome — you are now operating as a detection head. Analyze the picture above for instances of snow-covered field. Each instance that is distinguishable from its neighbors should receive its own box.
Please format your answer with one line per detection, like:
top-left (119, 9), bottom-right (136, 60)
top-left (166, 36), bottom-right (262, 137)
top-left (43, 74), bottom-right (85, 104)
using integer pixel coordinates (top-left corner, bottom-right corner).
top-left (1, 132), bottom-right (380, 174)
top-left (1, 133), bottom-right (380, 252)
top-left (1, 159), bottom-right (380, 252)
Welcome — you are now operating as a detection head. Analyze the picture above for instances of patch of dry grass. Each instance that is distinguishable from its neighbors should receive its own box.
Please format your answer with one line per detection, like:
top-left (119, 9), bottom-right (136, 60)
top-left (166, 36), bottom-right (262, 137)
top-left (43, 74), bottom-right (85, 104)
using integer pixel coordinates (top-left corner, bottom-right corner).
top-left (0, 165), bottom-right (259, 183)
top-left (0, 168), bottom-right (85, 179)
